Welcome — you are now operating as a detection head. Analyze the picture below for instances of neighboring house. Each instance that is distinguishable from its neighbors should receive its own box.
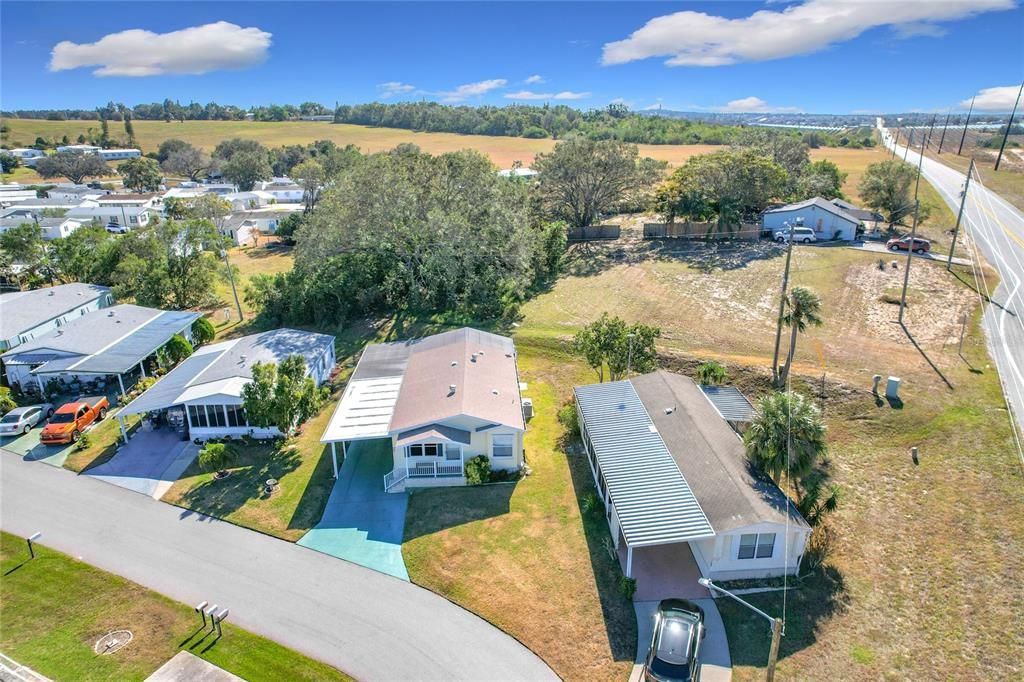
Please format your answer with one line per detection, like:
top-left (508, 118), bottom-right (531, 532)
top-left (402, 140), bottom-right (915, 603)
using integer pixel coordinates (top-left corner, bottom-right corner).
top-left (5, 149), bottom-right (46, 167)
top-left (46, 185), bottom-right (110, 202)
top-left (223, 206), bottom-right (302, 238)
top-left (762, 197), bottom-right (861, 241)
top-left (1, 304), bottom-right (199, 396)
top-left (56, 144), bottom-right (101, 154)
top-left (0, 282), bottom-right (112, 352)
top-left (497, 168), bottom-right (538, 179)
top-left (118, 328), bottom-right (336, 441)
top-left (256, 179), bottom-right (304, 203)
top-left (66, 201), bottom-right (154, 229)
top-left (298, 114), bottom-right (335, 121)
top-left (223, 191), bottom-right (275, 211)
top-left (0, 185), bottom-right (40, 206)
top-left (220, 217), bottom-right (260, 246)
top-left (98, 148), bottom-right (141, 161)
top-left (0, 216), bottom-right (83, 240)
top-left (574, 370), bottom-right (810, 582)
top-left (831, 198), bottom-right (885, 224)
top-left (322, 328), bottom-right (527, 490)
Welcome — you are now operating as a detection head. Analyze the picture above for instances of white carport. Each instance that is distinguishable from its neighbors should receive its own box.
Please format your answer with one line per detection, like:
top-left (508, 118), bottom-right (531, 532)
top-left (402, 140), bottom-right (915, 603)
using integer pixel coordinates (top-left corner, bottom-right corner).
top-left (321, 375), bottom-right (403, 478)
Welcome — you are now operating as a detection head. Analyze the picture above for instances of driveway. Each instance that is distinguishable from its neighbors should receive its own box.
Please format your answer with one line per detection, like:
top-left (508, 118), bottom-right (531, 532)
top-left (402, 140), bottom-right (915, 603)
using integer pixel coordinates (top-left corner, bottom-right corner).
top-left (0, 428), bottom-right (76, 467)
top-left (630, 599), bottom-right (731, 682)
top-left (846, 240), bottom-right (972, 266)
top-left (0, 450), bottom-right (555, 681)
top-left (84, 429), bottom-right (198, 499)
top-left (298, 439), bottom-right (409, 581)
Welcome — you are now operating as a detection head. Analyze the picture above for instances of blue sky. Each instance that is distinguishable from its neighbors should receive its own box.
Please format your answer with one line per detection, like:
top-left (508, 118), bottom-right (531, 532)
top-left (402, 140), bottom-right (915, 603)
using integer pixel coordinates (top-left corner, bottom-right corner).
top-left (2, 1), bottom-right (1022, 113)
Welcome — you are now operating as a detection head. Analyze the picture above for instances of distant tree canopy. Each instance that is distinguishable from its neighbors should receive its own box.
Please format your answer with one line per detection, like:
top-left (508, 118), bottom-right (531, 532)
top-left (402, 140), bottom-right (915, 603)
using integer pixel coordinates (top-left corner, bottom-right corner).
top-left (220, 150), bottom-right (272, 191)
top-left (35, 151), bottom-right (111, 185)
top-left (858, 160), bottom-right (918, 226)
top-left (797, 159), bottom-right (847, 201)
top-left (161, 143), bottom-right (212, 182)
top-left (117, 156), bottom-right (162, 192)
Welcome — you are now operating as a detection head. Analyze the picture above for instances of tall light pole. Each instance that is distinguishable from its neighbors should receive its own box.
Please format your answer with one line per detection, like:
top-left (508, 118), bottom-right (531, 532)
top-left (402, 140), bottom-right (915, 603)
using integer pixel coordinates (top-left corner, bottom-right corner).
top-left (994, 79), bottom-right (1023, 171)
top-left (699, 578), bottom-right (784, 682)
top-left (221, 248), bottom-right (244, 322)
top-left (771, 220), bottom-right (796, 387)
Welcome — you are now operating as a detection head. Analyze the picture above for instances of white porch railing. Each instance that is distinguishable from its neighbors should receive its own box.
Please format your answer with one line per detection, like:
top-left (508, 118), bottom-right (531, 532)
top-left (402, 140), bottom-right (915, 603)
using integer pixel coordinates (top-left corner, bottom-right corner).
top-left (384, 467), bottom-right (408, 492)
top-left (409, 460), bottom-right (465, 478)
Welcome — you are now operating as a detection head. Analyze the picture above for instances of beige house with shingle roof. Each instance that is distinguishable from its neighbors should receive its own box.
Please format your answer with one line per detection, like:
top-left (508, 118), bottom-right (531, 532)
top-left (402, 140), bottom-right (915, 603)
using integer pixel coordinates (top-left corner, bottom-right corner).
top-left (322, 328), bottom-right (527, 492)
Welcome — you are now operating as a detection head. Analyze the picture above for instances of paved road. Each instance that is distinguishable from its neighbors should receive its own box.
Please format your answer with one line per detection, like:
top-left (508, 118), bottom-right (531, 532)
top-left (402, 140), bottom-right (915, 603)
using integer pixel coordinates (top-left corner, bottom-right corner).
top-left (845, 240), bottom-right (972, 266)
top-left (880, 122), bottom-right (1024, 450)
top-left (0, 452), bottom-right (557, 682)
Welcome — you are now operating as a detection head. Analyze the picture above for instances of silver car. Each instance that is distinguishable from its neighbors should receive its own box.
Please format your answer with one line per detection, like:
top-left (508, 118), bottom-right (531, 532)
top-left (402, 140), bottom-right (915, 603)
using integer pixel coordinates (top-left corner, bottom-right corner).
top-left (0, 404), bottom-right (54, 436)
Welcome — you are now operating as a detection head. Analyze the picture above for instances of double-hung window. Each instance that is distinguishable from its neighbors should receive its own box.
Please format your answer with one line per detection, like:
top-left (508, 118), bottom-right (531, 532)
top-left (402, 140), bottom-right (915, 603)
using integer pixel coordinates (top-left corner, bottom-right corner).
top-left (491, 434), bottom-right (514, 458)
top-left (738, 532), bottom-right (776, 560)
top-left (408, 443), bottom-right (443, 457)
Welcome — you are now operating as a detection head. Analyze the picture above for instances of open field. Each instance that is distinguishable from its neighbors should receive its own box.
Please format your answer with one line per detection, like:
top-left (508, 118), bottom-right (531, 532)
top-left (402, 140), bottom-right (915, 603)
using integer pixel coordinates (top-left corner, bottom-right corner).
top-left (924, 148), bottom-right (1024, 215)
top-left (162, 397), bottom-right (339, 542)
top-left (3, 117), bottom-right (885, 175)
top-left (0, 531), bottom-right (349, 681)
top-left (208, 237), bottom-right (295, 329)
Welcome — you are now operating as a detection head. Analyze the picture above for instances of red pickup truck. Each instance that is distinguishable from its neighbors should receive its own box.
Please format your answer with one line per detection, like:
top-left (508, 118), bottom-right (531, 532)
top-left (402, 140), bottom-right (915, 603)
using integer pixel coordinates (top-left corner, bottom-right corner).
top-left (40, 396), bottom-right (109, 445)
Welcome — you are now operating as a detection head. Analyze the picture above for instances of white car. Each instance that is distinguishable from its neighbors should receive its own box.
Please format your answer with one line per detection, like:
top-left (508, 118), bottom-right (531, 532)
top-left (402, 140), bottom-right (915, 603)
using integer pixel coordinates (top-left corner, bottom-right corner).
top-left (0, 404), bottom-right (54, 436)
top-left (774, 226), bottom-right (817, 243)
top-left (106, 223), bottom-right (130, 234)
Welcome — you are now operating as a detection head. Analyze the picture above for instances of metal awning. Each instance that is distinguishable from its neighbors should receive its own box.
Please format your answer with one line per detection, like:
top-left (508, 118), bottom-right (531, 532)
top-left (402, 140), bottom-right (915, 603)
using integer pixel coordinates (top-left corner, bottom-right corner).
top-left (321, 376), bottom-right (403, 443)
top-left (700, 386), bottom-right (757, 423)
top-left (574, 380), bottom-right (714, 548)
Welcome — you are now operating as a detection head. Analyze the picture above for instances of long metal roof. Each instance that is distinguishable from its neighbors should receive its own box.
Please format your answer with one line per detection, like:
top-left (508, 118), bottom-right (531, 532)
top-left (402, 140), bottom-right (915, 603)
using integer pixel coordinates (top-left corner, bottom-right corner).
top-left (574, 380), bottom-right (714, 548)
top-left (0, 283), bottom-right (111, 340)
top-left (700, 386), bottom-right (757, 423)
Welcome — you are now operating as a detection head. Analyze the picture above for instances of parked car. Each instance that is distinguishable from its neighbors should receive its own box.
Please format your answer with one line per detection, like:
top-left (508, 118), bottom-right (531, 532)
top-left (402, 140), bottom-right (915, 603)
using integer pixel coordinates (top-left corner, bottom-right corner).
top-left (774, 226), bottom-right (817, 243)
top-left (642, 598), bottom-right (706, 682)
top-left (40, 396), bottom-right (109, 445)
top-left (0, 404), bottom-right (54, 436)
top-left (106, 223), bottom-right (130, 234)
top-left (887, 236), bottom-right (931, 253)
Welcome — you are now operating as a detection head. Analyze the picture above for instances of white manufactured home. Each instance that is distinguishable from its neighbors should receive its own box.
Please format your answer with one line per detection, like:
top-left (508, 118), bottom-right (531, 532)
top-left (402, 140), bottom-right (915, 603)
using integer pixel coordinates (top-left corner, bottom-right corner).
top-left (321, 328), bottom-right (526, 490)
top-left (0, 283), bottom-right (112, 352)
top-left (574, 371), bottom-right (810, 588)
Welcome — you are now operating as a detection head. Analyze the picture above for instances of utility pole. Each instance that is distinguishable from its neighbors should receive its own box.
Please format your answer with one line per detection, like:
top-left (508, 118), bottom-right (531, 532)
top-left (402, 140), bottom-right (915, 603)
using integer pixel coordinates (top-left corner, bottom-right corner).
top-left (903, 129), bottom-right (913, 161)
top-left (994, 79), bottom-right (1024, 171)
top-left (925, 115), bottom-right (936, 153)
top-left (891, 127), bottom-right (900, 159)
top-left (898, 201), bottom-right (920, 327)
top-left (937, 110), bottom-right (951, 154)
top-left (948, 158), bottom-right (974, 271)
top-left (699, 578), bottom-right (784, 682)
top-left (221, 249), bottom-right (244, 322)
top-left (958, 96), bottom-right (975, 156)
top-left (771, 221), bottom-right (796, 387)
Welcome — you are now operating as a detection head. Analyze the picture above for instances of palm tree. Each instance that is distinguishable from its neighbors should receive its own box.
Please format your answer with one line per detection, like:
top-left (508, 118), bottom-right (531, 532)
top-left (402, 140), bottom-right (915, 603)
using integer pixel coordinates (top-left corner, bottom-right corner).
top-left (695, 360), bottom-right (728, 386)
top-left (795, 472), bottom-right (842, 527)
top-left (777, 286), bottom-right (824, 387)
top-left (744, 391), bottom-right (827, 484)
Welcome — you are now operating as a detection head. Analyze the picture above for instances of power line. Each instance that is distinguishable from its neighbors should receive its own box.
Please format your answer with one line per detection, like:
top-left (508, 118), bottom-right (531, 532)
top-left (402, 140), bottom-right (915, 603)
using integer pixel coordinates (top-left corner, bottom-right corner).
top-left (994, 79), bottom-right (1023, 172)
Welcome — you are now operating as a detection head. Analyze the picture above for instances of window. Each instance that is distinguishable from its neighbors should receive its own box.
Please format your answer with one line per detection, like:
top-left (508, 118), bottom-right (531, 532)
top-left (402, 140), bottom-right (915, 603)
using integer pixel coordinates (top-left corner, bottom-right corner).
top-left (208, 405), bottom-right (226, 428)
top-left (188, 404), bottom-right (208, 428)
top-left (738, 533), bottom-right (776, 560)
top-left (492, 434), bottom-right (514, 458)
top-left (226, 404), bottom-right (245, 427)
top-left (408, 443), bottom-right (443, 457)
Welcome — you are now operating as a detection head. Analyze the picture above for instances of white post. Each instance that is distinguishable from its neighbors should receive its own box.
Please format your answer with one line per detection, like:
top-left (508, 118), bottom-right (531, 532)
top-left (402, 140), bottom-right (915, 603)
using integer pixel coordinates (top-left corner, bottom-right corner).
top-left (138, 361), bottom-right (146, 378)
top-left (117, 373), bottom-right (126, 396)
top-left (118, 415), bottom-right (128, 442)
top-left (626, 546), bottom-right (634, 578)
top-left (331, 441), bottom-right (338, 479)
top-left (35, 374), bottom-right (45, 394)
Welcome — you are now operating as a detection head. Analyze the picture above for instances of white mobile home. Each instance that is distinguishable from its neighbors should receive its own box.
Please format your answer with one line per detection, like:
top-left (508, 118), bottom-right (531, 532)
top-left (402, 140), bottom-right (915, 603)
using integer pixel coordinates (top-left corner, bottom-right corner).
top-left (762, 197), bottom-right (862, 242)
top-left (0, 283), bottom-right (112, 352)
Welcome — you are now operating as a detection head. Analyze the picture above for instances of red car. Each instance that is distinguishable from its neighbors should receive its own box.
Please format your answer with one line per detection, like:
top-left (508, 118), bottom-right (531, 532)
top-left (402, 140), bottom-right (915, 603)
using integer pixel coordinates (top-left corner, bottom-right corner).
top-left (887, 236), bottom-right (931, 253)
top-left (40, 396), bottom-right (109, 445)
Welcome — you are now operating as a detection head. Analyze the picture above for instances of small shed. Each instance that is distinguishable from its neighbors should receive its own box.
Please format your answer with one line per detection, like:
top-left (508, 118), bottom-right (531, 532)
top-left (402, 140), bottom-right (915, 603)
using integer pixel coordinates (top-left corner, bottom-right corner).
top-left (762, 197), bottom-right (861, 241)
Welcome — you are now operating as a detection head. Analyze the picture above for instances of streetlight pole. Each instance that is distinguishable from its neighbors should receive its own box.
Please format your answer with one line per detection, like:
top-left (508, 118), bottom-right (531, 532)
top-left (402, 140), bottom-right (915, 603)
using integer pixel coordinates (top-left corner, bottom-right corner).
top-left (221, 249), bottom-right (244, 322)
top-left (771, 221), bottom-right (796, 387)
top-left (699, 578), bottom-right (784, 682)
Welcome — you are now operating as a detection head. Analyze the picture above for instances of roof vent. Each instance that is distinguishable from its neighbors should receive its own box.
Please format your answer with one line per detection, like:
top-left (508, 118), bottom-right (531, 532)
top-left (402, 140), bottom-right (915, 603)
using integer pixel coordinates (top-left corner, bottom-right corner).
top-left (448, 384), bottom-right (457, 395)
top-left (107, 310), bottom-right (115, 316)
top-left (48, 290), bottom-right (55, 296)
top-left (451, 361), bottom-right (458, 367)
top-left (240, 354), bottom-right (247, 364)
top-left (664, 406), bottom-right (675, 415)
top-left (491, 389), bottom-right (499, 396)
top-left (471, 353), bottom-right (478, 363)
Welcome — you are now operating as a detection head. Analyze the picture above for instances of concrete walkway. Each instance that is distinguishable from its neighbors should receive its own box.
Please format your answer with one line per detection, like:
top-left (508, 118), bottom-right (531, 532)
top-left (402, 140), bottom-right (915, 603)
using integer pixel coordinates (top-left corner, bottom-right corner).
top-left (298, 440), bottom-right (409, 581)
top-left (84, 430), bottom-right (198, 499)
top-left (0, 449), bottom-right (557, 682)
top-left (629, 598), bottom-right (731, 682)
top-left (145, 652), bottom-right (242, 682)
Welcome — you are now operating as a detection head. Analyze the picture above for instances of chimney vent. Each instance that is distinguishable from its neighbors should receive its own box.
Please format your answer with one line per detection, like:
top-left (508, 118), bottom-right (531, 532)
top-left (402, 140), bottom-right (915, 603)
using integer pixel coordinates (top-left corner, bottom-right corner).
top-left (471, 353), bottom-right (478, 363)
top-left (451, 361), bottom-right (457, 367)
top-left (448, 384), bottom-right (457, 394)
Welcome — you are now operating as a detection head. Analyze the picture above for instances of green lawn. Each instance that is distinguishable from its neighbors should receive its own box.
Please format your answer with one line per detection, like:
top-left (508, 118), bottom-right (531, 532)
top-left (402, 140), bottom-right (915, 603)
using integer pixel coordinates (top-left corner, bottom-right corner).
top-left (0, 531), bottom-right (349, 681)
top-left (62, 413), bottom-right (140, 473)
top-left (161, 398), bottom-right (339, 542)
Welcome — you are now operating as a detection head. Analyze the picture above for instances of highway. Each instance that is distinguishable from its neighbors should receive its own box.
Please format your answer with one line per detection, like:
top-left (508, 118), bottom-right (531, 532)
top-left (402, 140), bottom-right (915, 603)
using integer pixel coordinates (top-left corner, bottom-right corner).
top-left (880, 121), bottom-right (1024, 456)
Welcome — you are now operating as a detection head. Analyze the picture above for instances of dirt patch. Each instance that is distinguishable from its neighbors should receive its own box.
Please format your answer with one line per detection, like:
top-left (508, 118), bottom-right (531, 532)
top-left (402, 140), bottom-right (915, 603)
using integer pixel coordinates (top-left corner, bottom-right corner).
top-left (844, 261), bottom-right (975, 346)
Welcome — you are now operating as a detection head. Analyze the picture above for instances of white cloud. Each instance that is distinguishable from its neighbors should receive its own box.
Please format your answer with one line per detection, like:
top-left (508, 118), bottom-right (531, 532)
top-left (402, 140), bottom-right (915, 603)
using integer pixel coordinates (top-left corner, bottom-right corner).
top-left (439, 79), bottom-right (507, 102)
top-left (504, 90), bottom-right (591, 101)
top-left (722, 96), bottom-right (800, 113)
top-left (602, 0), bottom-right (1013, 67)
top-left (378, 82), bottom-right (416, 98)
top-left (49, 21), bottom-right (271, 77)
top-left (524, 74), bottom-right (545, 84)
top-left (962, 84), bottom-right (1023, 111)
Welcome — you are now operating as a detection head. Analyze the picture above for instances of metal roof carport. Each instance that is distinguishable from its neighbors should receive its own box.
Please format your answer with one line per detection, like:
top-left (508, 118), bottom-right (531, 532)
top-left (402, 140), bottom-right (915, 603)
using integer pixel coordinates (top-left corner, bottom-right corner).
top-left (573, 379), bottom-right (714, 577)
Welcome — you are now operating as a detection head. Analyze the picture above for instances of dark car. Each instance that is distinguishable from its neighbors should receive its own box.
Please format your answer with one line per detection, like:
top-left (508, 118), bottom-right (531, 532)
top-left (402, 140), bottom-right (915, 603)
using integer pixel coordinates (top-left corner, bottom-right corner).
top-left (887, 236), bottom-right (931, 253)
top-left (643, 599), bottom-right (706, 682)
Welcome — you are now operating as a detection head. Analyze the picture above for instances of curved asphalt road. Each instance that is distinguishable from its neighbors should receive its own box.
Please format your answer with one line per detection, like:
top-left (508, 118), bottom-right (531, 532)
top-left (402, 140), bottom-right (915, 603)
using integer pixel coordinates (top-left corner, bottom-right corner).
top-left (0, 452), bottom-right (558, 682)
top-left (880, 122), bottom-right (1024, 453)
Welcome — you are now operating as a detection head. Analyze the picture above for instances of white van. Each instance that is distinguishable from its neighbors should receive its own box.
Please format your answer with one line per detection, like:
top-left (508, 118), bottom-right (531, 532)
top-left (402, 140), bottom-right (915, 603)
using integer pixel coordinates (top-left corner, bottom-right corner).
top-left (774, 226), bottom-right (817, 243)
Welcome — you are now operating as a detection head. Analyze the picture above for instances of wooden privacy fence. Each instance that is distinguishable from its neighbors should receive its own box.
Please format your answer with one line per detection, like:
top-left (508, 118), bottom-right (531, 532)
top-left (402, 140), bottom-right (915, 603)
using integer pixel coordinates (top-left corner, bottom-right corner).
top-left (643, 222), bottom-right (760, 240)
top-left (566, 224), bottom-right (621, 242)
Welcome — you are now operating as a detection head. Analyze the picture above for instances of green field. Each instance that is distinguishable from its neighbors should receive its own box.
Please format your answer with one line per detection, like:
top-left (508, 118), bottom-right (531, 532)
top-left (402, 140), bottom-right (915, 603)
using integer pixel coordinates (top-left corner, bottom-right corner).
top-left (0, 531), bottom-right (349, 681)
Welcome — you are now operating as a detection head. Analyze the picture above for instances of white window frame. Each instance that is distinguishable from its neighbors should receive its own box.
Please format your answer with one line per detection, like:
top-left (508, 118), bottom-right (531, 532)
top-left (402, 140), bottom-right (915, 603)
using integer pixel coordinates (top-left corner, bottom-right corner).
top-left (491, 433), bottom-right (514, 458)
top-left (407, 443), bottom-right (444, 458)
top-left (738, 532), bottom-right (776, 560)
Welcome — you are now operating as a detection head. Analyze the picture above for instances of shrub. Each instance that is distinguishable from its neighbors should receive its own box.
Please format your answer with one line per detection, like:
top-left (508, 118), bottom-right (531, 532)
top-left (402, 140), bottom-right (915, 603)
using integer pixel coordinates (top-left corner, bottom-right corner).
top-left (0, 387), bottom-right (15, 416)
top-left (580, 490), bottom-right (604, 516)
top-left (163, 334), bottom-right (194, 365)
top-left (198, 442), bottom-right (236, 474)
top-left (464, 455), bottom-right (491, 485)
top-left (695, 360), bottom-right (727, 386)
top-left (557, 402), bottom-right (580, 441)
top-left (618, 576), bottom-right (637, 600)
top-left (191, 317), bottom-right (216, 346)
top-left (75, 432), bottom-right (92, 451)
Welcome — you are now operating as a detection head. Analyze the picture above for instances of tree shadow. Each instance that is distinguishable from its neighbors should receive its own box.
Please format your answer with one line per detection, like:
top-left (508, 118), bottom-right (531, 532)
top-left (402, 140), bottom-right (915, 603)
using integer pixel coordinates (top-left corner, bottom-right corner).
top-left (565, 445), bottom-right (639, 663)
top-left (402, 482), bottom-right (517, 542)
top-left (644, 239), bottom-right (785, 273)
top-left (175, 445), bottom-right (302, 523)
top-left (237, 242), bottom-right (293, 260)
top-left (286, 440), bottom-right (337, 532)
top-left (717, 564), bottom-right (849, 667)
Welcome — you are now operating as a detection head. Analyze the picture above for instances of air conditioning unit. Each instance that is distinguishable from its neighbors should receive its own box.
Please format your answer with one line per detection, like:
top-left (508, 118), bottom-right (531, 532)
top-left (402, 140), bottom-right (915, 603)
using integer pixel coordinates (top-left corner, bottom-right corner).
top-left (522, 398), bottom-right (534, 420)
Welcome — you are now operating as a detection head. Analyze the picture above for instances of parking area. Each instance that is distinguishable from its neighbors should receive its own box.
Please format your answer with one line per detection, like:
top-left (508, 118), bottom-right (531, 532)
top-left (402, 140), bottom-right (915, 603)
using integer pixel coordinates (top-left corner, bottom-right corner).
top-left (84, 428), bottom-right (198, 499)
top-left (629, 598), bottom-right (732, 682)
top-left (298, 439), bottom-right (410, 581)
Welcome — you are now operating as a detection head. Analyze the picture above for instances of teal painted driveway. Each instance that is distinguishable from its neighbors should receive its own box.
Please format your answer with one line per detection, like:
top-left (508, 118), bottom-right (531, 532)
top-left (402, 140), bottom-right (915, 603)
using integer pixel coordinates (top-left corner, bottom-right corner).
top-left (298, 439), bottom-right (409, 581)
